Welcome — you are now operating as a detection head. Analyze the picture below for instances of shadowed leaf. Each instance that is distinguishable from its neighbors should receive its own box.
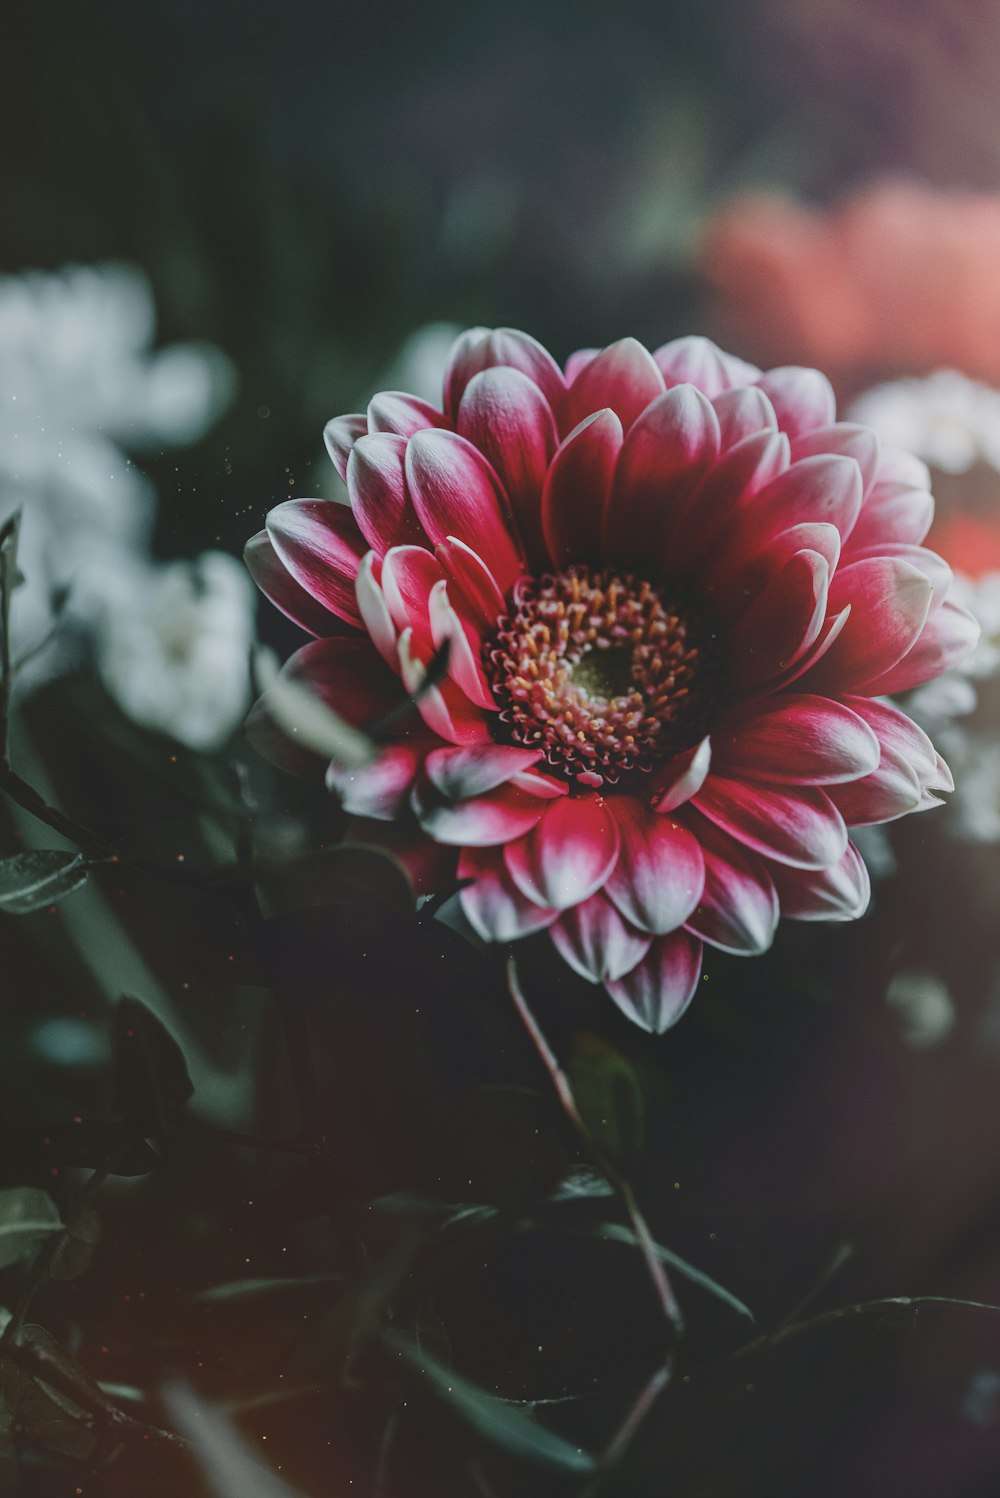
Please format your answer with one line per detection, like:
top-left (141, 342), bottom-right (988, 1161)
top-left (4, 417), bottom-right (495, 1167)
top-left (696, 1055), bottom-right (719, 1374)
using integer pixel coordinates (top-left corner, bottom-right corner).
top-left (112, 997), bottom-right (194, 1134)
top-left (0, 1189), bottom-right (62, 1271)
top-left (0, 852), bottom-right (88, 915)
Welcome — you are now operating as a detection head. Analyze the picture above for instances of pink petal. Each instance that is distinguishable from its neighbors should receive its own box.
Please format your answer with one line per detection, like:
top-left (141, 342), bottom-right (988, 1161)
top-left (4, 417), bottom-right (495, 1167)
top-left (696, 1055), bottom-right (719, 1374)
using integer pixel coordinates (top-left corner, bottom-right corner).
top-left (802, 558), bottom-right (934, 693)
top-left (603, 384), bottom-right (721, 562)
top-left (355, 552), bottom-right (399, 668)
top-left (541, 408), bottom-right (623, 568)
top-left (847, 480), bottom-right (935, 552)
top-left (757, 366), bottom-right (836, 439)
top-left (727, 549), bottom-right (830, 689)
top-left (381, 546), bottom-right (445, 642)
top-left (712, 386), bottom-right (778, 448)
top-left (412, 779), bottom-right (548, 847)
top-left (874, 446), bottom-right (932, 492)
top-left (510, 767), bottom-right (570, 799)
top-left (550, 894), bottom-right (651, 984)
top-left (425, 743), bottom-right (542, 801)
top-left (505, 795), bottom-right (620, 910)
top-left (742, 454), bottom-right (864, 547)
top-left (842, 695), bottom-right (944, 791)
top-left (772, 842), bottom-right (871, 922)
top-left (397, 628), bottom-right (493, 745)
top-left (846, 543), bottom-right (952, 610)
top-left (564, 348), bottom-right (599, 382)
top-left (427, 579), bottom-right (494, 709)
top-left (564, 337), bottom-right (666, 434)
top-left (245, 529), bottom-right (342, 637)
top-left (827, 748), bottom-right (923, 826)
top-left (694, 776), bottom-right (848, 870)
top-left (266, 499), bottom-right (368, 627)
top-left (650, 736), bottom-right (712, 813)
top-left (764, 605), bottom-right (852, 693)
top-left (790, 423), bottom-right (880, 494)
top-left (652, 335), bottom-right (761, 397)
top-left (323, 413), bottom-right (368, 481)
top-left (862, 600), bottom-right (980, 695)
top-left (444, 327), bottom-right (566, 420)
top-left (676, 428), bottom-right (790, 573)
top-left (713, 694), bottom-right (880, 785)
top-left (458, 846), bottom-right (559, 940)
top-left (435, 537), bottom-right (507, 631)
top-left (367, 391), bottom-right (447, 437)
top-left (605, 930), bottom-right (704, 1033)
top-left (346, 433), bottom-right (426, 554)
top-left (405, 429), bottom-right (524, 594)
top-left (457, 366), bottom-right (558, 569)
top-left (606, 797), bottom-right (705, 934)
top-left (327, 741), bottom-right (428, 820)
top-left (684, 816), bottom-right (779, 955)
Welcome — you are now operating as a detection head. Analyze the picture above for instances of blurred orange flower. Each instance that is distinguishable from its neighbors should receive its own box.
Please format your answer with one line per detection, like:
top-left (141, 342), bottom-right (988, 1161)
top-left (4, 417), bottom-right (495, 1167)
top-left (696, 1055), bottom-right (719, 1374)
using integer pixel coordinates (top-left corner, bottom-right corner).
top-left (702, 180), bottom-right (1000, 383)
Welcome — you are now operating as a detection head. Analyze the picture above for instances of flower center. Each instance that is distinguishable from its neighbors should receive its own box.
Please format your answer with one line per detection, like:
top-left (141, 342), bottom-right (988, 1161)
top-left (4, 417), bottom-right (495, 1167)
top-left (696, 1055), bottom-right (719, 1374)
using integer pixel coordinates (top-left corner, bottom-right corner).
top-left (486, 566), bottom-right (713, 786)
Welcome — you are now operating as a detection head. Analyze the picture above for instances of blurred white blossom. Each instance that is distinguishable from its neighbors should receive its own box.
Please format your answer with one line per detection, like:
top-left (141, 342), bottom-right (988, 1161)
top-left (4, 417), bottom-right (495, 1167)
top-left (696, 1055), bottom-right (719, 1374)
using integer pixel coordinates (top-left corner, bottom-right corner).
top-left (0, 262), bottom-right (235, 662)
top-left (886, 969), bottom-right (955, 1048)
top-left (378, 321), bottom-right (463, 406)
top-left (848, 369), bottom-right (1000, 474)
top-left (94, 552), bottom-right (255, 752)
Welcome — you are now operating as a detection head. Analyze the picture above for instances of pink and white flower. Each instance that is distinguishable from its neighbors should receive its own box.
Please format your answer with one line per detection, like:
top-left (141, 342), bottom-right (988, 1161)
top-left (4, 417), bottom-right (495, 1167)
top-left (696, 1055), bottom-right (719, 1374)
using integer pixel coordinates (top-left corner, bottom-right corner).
top-left (245, 331), bottom-right (977, 1032)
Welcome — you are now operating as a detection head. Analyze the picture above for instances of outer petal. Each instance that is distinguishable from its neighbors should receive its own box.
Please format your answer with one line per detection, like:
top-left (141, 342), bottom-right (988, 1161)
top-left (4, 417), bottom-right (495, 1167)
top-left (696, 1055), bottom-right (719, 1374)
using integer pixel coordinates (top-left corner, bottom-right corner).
top-left (652, 335), bottom-right (761, 397)
top-left (603, 384), bottom-right (721, 562)
top-left (406, 429), bottom-right (524, 593)
top-left (397, 628), bottom-right (493, 745)
top-left (381, 546), bottom-right (445, 643)
top-left (245, 529), bottom-right (341, 637)
top-left (458, 846), bottom-right (559, 940)
top-left (712, 385), bottom-right (777, 448)
top-left (862, 601), bottom-right (980, 695)
top-left (842, 695), bottom-right (946, 791)
top-left (712, 695), bottom-right (880, 785)
top-left (737, 454), bottom-right (864, 548)
top-left (605, 930), bottom-right (704, 1033)
top-left (505, 796), bottom-right (620, 910)
top-left (684, 817), bottom-right (779, 955)
top-left (541, 409), bottom-right (623, 567)
top-left (457, 366), bottom-right (558, 569)
top-left (413, 780), bottom-right (547, 846)
top-left (802, 558), bottom-right (934, 693)
top-left (550, 894), bottom-right (651, 984)
top-left (848, 479), bottom-right (935, 553)
top-left (266, 499), bottom-right (367, 626)
top-left (327, 741), bottom-right (428, 820)
top-left (790, 423), bottom-right (880, 493)
top-left (771, 842), bottom-right (871, 921)
top-left (606, 798), bottom-right (705, 934)
top-left (347, 434), bottom-right (425, 553)
top-left (564, 337), bottom-right (666, 433)
top-left (425, 743), bottom-right (543, 801)
top-left (324, 413), bottom-right (368, 481)
top-left (694, 776), bottom-right (848, 870)
top-left (846, 543), bottom-right (952, 610)
top-left (757, 366), bottom-right (836, 439)
top-left (827, 748), bottom-right (924, 826)
top-left (367, 392), bottom-right (447, 437)
top-left (444, 327), bottom-right (566, 419)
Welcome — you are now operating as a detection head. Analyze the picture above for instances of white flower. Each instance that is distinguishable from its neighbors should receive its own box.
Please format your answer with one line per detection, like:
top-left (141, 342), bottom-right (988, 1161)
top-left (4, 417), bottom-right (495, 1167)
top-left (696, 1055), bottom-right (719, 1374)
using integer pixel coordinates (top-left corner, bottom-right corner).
top-left (0, 262), bottom-right (234, 662)
top-left (848, 369), bottom-right (1000, 475)
top-left (94, 552), bottom-right (256, 753)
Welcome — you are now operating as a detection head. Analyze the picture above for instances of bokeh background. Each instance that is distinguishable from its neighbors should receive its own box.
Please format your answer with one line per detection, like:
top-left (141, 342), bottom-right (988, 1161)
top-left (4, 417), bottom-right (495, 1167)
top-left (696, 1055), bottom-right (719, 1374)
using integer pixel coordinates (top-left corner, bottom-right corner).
top-left (4, 2), bottom-right (1000, 1495)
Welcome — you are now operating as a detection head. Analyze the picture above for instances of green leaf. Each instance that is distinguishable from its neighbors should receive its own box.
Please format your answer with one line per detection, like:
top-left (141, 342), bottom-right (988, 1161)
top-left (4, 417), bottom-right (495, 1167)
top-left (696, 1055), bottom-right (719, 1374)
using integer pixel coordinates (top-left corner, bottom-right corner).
top-left (0, 1188), bottom-right (62, 1270)
top-left (49, 1207), bottom-right (100, 1282)
top-left (593, 1223), bottom-right (755, 1322)
top-left (195, 1273), bottom-right (344, 1303)
top-left (567, 1034), bottom-right (646, 1159)
top-left (111, 997), bottom-right (194, 1133)
top-left (384, 1331), bottom-right (596, 1474)
top-left (548, 1166), bottom-right (615, 1202)
top-left (0, 851), bottom-right (88, 915)
top-left (164, 1382), bottom-right (305, 1498)
top-left (0, 1326), bottom-right (102, 1462)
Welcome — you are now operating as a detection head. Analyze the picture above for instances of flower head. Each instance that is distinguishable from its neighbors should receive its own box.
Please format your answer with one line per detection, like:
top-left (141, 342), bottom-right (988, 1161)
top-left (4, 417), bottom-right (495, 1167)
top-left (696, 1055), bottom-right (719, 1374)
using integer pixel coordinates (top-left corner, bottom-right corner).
top-left (247, 330), bottom-right (977, 1031)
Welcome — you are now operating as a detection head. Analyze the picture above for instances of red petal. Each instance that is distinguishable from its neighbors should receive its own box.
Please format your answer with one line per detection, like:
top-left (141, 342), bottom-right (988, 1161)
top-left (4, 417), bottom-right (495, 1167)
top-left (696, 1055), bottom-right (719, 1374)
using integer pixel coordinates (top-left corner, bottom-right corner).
top-left (266, 499), bottom-right (367, 627)
top-left (862, 600), bottom-right (980, 695)
top-left (846, 543), bottom-right (952, 610)
top-left (367, 391), bottom-right (447, 437)
top-left (435, 537), bottom-right (507, 630)
top-left (541, 409), bottom-right (623, 567)
top-left (684, 816), bottom-right (779, 955)
top-left (444, 327), bottom-right (566, 419)
top-left (772, 841), bottom-right (871, 921)
top-left (842, 695), bottom-right (944, 791)
top-left (505, 795), bottom-right (620, 910)
top-left (457, 366), bottom-right (557, 569)
top-left (827, 748), bottom-right (923, 826)
top-left (458, 846), bottom-right (558, 940)
top-left (327, 741), bottom-right (428, 820)
top-left (694, 776), bottom-right (848, 870)
top-left (650, 737), bottom-right (712, 813)
top-left (397, 628), bottom-right (493, 745)
top-left (427, 579), bottom-right (494, 709)
top-left (674, 428), bottom-right (790, 573)
top-left (757, 366), bottom-right (836, 439)
top-left (605, 930), bottom-right (704, 1033)
top-left (245, 529), bottom-right (342, 637)
top-left (803, 558), bottom-right (934, 693)
top-left (848, 480), bottom-right (935, 553)
top-left (713, 694), bottom-right (880, 785)
top-left (603, 384), bottom-right (721, 562)
top-left (606, 797), bottom-right (705, 934)
top-left (564, 337), bottom-right (665, 434)
top-left (790, 423), bottom-right (880, 493)
top-left (425, 743), bottom-right (542, 801)
top-left (355, 553), bottom-right (398, 668)
top-left (406, 429), bottom-right (524, 594)
top-left (323, 413), bottom-right (368, 481)
top-left (712, 386), bottom-right (777, 448)
top-left (550, 894), bottom-right (650, 984)
top-left (727, 549), bottom-right (830, 689)
top-left (652, 335), bottom-right (760, 397)
top-left (381, 545), bottom-right (444, 642)
top-left (413, 780), bottom-right (547, 847)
